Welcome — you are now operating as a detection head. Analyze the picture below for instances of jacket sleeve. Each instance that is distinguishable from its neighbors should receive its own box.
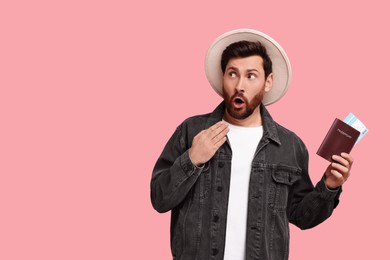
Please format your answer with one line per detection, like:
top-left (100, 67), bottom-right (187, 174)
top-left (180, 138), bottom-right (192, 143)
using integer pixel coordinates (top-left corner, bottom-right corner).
top-left (287, 142), bottom-right (342, 230)
top-left (150, 124), bottom-right (203, 213)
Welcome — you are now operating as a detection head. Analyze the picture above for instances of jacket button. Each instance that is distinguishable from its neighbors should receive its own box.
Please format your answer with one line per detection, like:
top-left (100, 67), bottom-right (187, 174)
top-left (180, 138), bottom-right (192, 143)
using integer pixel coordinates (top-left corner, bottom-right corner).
top-left (218, 162), bottom-right (224, 168)
top-left (213, 214), bottom-right (219, 222)
top-left (217, 186), bottom-right (223, 192)
top-left (212, 248), bottom-right (218, 255)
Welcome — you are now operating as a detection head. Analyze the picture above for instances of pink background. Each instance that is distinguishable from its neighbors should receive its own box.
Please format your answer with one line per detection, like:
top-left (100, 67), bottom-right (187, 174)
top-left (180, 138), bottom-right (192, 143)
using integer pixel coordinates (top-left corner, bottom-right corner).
top-left (1, 0), bottom-right (388, 259)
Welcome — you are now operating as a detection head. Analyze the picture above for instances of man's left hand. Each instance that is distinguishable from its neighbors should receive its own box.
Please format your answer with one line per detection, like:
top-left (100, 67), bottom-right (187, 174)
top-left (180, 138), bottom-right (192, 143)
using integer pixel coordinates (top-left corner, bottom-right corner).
top-left (324, 153), bottom-right (354, 189)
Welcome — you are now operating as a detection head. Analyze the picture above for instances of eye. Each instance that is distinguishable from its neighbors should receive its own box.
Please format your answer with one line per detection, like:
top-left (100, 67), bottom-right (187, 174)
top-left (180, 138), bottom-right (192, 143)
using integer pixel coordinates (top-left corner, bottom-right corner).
top-left (228, 71), bottom-right (237, 78)
top-left (248, 73), bottom-right (256, 80)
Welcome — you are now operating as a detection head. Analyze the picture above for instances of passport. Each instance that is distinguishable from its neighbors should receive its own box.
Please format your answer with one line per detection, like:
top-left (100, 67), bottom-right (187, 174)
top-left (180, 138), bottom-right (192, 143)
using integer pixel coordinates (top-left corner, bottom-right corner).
top-left (316, 118), bottom-right (361, 162)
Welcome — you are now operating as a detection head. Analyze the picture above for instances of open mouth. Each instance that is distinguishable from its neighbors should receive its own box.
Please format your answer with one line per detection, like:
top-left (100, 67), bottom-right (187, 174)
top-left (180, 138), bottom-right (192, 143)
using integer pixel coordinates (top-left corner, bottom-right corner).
top-left (234, 97), bottom-right (244, 104)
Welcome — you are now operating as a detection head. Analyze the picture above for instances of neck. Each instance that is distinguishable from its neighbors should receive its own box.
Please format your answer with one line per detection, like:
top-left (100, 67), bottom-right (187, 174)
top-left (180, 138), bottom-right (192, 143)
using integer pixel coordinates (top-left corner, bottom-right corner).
top-left (223, 107), bottom-right (262, 127)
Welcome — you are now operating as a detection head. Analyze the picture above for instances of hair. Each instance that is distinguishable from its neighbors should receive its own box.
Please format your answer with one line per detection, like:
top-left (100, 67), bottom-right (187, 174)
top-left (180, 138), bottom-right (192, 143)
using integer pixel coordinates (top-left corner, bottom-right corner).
top-left (221, 40), bottom-right (272, 78)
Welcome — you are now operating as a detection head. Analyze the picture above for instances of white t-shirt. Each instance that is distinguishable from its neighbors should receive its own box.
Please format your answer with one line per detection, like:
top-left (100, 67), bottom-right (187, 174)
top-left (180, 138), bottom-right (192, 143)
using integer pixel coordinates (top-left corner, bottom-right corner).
top-left (223, 122), bottom-right (263, 260)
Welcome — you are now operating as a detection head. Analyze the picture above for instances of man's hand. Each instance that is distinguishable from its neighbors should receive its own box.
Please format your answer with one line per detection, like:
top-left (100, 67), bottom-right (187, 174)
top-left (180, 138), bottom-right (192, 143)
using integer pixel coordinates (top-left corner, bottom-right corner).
top-left (325, 153), bottom-right (354, 189)
top-left (189, 121), bottom-right (229, 166)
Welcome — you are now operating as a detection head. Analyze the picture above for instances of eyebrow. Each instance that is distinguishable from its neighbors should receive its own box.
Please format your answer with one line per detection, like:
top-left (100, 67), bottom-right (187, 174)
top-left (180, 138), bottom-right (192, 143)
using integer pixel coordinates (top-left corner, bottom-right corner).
top-left (226, 66), bottom-right (259, 73)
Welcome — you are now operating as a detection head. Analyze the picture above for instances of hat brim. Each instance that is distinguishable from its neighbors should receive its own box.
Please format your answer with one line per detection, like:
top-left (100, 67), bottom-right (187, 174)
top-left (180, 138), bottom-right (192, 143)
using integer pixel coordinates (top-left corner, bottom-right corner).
top-left (205, 29), bottom-right (292, 106)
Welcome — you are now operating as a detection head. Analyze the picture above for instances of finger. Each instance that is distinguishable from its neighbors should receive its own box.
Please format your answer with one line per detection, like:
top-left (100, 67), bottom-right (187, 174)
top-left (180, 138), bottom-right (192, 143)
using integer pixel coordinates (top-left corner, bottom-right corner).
top-left (330, 169), bottom-right (345, 183)
top-left (331, 162), bottom-right (349, 176)
top-left (340, 152), bottom-right (354, 166)
top-left (212, 126), bottom-right (229, 144)
top-left (209, 123), bottom-right (229, 139)
top-left (208, 121), bottom-right (227, 132)
top-left (331, 155), bottom-right (350, 169)
top-left (213, 136), bottom-right (227, 149)
top-left (331, 160), bottom-right (352, 180)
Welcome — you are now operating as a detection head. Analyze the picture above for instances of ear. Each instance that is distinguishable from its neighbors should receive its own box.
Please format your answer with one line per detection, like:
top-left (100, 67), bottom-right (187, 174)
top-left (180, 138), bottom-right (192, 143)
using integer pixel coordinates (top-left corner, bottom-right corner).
top-left (265, 73), bottom-right (273, 92)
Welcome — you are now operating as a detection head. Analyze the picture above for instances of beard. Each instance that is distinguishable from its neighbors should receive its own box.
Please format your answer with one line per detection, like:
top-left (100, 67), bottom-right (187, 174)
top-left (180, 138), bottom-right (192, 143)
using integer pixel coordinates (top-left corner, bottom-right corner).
top-left (223, 90), bottom-right (264, 120)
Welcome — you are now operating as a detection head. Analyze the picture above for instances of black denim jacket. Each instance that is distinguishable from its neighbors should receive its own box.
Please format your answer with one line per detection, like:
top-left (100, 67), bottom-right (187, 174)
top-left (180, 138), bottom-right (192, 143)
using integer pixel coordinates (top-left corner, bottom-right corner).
top-left (151, 102), bottom-right (341, 260)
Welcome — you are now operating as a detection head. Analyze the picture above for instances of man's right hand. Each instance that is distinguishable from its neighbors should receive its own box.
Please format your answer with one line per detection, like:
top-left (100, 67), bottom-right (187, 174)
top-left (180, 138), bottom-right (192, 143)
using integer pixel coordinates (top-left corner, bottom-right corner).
top-left (189, 121), bottom-right (229, 166)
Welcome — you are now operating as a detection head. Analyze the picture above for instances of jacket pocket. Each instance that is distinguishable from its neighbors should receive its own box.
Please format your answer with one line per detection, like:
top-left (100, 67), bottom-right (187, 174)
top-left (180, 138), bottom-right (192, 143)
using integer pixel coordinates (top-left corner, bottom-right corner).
top-left (268, 165), bottom-right (301, 211)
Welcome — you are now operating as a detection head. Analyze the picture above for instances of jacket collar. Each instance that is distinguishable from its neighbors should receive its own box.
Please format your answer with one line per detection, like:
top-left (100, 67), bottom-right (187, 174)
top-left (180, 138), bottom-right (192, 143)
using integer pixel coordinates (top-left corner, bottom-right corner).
top-left (206, 101), bottom-right (281, 145)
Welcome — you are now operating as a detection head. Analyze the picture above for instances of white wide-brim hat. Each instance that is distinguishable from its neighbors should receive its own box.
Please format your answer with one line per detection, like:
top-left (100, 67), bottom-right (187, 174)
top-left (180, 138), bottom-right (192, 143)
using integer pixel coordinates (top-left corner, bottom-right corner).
top-left (205, 29), bottom-right (292, 106)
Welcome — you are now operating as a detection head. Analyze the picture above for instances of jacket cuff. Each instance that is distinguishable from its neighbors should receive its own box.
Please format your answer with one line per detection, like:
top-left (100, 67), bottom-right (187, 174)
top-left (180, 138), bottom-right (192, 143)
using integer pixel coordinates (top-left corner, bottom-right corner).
top-left (180, 150), bottom-right (204, 177)
top-left (316, 177), bottom-right (342, 201)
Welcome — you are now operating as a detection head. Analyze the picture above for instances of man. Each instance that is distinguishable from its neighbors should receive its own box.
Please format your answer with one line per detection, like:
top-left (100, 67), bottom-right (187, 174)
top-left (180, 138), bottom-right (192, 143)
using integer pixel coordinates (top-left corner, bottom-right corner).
top-left (151, 29), bottom-right (353, 260)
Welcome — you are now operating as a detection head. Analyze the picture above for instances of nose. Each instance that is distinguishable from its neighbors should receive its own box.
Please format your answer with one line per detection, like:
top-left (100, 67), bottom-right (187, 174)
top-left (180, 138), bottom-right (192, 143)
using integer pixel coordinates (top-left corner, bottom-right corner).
top-left (235, 78), bottom-right (245, 92)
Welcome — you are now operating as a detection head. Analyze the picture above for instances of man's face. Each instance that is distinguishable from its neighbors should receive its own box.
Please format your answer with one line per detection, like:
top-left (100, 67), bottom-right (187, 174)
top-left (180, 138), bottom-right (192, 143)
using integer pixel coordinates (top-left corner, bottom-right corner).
top-left (222, 55), bottom-right (273, 120)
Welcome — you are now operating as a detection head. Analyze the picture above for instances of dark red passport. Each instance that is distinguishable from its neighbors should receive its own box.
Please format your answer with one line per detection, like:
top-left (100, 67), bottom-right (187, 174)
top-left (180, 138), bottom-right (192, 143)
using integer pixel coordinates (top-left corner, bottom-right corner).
top-left (316, 118), bottom-right (360, 161)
